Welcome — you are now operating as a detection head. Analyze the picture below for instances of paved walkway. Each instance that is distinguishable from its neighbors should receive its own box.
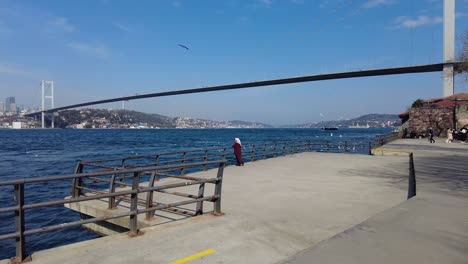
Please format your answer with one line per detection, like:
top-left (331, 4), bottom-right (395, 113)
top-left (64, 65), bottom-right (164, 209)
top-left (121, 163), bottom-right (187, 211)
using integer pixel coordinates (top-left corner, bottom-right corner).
top-left (3, 150), bottom-right (409, 264)
top-left (2, 139), bottom-right (466, 264)
top-left (281, 138), bottom-right (468, 264)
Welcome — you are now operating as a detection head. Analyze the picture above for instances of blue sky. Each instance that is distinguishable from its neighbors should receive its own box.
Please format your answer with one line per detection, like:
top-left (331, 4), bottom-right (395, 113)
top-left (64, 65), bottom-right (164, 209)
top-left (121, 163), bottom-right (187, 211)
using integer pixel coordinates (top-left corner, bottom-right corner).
top-left (1, 0), bottom-right (468, 125)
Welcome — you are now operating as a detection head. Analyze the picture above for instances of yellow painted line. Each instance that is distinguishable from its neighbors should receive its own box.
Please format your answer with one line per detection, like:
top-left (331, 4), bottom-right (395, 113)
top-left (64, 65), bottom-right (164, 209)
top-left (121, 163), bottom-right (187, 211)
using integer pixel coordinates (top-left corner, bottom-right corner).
top-left (371, 148), bottom-right (413, 154)
top-left (169, 249), bottom-right (216, 264)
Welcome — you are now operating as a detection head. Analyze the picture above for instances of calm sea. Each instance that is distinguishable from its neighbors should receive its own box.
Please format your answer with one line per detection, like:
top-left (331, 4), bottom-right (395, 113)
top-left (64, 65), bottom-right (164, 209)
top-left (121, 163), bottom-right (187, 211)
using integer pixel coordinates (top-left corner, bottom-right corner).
top-left (0, 128), bottom-right (391, 259)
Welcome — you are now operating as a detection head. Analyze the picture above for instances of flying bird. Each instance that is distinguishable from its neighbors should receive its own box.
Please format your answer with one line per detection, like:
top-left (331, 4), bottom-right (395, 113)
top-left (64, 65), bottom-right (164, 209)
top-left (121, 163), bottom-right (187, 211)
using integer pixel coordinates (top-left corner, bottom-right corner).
top-left (178, 44), bottom-right (189, 50)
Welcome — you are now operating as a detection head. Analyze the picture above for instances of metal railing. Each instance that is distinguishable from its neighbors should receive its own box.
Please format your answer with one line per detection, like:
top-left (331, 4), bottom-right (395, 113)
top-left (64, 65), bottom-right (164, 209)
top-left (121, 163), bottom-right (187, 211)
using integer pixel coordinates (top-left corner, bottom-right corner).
top-left (78, 139), bottom-right (384, 173)
top-left (373, 132), bottom-right (399, 147)
top-left (0, 160), bottom-right (226, 262)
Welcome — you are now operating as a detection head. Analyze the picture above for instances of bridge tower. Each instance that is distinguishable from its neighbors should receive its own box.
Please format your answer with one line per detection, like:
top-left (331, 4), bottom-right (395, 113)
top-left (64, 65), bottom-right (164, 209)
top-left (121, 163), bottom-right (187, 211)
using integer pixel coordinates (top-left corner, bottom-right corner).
top-left (443, 0), bottom-right (455, 97)
top-left (41, 80), bottom-right (55, 129)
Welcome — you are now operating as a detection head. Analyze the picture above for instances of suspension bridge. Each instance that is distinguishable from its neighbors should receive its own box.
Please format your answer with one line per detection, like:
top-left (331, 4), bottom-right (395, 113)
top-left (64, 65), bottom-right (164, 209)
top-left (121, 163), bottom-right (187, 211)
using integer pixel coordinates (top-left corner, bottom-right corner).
top-left (25, 0), bottom-right (459, 130)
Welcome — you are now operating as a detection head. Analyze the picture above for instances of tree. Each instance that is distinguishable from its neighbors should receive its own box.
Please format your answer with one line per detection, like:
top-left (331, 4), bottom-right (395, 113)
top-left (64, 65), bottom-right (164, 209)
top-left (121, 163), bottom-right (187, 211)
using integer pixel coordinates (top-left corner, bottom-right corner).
top-left (411, 99), bottom-right (424, 108)
top-left (455, 29), bottom-right (468, 76)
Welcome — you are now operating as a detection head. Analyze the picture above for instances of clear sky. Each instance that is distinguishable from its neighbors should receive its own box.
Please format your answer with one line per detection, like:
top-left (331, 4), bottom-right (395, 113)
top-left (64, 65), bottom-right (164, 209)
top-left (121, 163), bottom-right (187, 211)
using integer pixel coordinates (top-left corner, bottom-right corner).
top-left (1, 0), bottom-right (468, 125)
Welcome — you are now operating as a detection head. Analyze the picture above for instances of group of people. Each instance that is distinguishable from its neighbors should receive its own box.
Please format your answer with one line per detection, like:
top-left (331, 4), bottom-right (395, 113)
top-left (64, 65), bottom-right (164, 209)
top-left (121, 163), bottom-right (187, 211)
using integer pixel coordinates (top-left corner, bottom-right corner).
top-left (445, 127), bottom-right (468, 143)
top-left (428, 127), bottom-right (468, 144)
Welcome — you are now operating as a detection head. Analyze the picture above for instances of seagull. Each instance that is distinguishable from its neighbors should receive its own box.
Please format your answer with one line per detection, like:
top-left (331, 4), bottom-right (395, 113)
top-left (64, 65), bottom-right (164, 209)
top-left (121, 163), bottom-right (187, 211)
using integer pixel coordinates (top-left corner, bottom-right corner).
top-left (178, 44), bottom-right (189, 50)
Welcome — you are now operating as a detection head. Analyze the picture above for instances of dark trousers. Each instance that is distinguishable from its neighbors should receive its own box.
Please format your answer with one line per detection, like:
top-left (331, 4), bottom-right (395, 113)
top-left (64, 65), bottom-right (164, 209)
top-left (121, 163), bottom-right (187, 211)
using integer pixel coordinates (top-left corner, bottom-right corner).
top-left (235, 154), bottom-right (244, 166)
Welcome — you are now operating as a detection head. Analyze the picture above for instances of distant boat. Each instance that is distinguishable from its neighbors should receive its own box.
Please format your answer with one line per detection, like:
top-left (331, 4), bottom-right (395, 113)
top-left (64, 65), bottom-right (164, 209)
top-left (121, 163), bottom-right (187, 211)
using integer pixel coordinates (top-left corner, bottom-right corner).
top-left (321, 127), bottom-right (338, 131)
top-left (349, 122), bottom-right (370, 129)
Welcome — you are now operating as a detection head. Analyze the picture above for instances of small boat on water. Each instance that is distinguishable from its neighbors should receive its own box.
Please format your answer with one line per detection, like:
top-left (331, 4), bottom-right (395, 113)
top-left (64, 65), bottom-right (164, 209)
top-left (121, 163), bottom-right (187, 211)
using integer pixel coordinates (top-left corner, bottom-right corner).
top-left (321, 127), bottom-right (338, 131)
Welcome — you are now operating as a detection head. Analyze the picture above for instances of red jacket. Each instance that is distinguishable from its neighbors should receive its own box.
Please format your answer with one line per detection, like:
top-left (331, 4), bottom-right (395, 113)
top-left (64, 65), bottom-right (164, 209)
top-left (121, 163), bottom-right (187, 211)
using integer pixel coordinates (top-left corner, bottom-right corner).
top-left (232, 143), bottom-right (242, 156)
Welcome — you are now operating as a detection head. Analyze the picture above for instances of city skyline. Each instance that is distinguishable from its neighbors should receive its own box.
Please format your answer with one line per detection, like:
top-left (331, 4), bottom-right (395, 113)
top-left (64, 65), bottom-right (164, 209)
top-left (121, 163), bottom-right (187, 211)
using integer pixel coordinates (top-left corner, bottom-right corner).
top-left (1, 0), bottom-right (468, 125)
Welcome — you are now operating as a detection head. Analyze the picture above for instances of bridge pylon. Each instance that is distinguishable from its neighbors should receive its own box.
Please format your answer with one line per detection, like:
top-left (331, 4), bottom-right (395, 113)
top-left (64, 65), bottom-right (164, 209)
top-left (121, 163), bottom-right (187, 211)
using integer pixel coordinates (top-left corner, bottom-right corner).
top-left (443, 0), bottom-right (455, 97)
top-left (41, 80), bottom-right (55, 129)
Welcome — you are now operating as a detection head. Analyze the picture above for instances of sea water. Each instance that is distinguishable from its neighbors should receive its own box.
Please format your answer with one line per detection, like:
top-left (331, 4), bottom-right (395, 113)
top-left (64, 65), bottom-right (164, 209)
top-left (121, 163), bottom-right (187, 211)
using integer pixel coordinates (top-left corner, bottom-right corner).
top-left (0, 128), bottom-right (392, 259)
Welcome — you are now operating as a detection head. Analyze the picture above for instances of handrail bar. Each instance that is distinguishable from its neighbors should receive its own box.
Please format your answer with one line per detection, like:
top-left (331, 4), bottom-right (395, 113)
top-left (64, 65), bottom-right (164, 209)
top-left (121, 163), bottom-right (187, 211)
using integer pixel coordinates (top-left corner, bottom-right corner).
top-left (85, 147), bottom-right (228, 163)
top-left (0, 177), bottom-right (218, 212)
top-left (24, 196), bottom-right (218, 236)
top-left (0, 160), bottom-right (225, 186)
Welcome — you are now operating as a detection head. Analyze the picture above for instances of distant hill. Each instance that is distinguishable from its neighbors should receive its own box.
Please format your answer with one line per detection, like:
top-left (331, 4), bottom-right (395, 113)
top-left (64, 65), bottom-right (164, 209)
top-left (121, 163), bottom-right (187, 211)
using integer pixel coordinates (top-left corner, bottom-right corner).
top-left (228, 120), bottom-right (273, 128)
top-left (51, 109), bottom-right (272, 129)
top-left (174, 117), bottom-right (272, 128)
top-left (288, 114), bottom-right (400, 128)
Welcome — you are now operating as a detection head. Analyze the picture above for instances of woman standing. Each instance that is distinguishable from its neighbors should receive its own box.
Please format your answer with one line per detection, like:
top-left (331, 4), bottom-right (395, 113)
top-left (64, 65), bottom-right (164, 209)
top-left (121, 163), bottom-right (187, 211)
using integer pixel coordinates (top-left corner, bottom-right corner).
top-left (232, 138), bottom-right (244, 166)
top-left (446, 128), bottom-right (453, 143)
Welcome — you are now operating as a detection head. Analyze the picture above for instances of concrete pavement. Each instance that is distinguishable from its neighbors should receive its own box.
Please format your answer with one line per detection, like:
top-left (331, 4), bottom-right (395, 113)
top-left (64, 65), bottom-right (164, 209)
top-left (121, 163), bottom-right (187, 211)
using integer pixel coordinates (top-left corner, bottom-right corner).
top-left (22, 151), bottom-right (409, 264)
top-left (281, 138), bottom-right (468, 264)
top-left (3, 138), bottom-right (466, 264)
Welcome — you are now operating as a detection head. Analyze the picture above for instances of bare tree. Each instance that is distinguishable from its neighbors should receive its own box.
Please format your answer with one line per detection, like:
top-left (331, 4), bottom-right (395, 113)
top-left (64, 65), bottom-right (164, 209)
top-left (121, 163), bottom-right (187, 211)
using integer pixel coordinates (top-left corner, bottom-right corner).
top-left (455, 29), bottom-right (468, 76)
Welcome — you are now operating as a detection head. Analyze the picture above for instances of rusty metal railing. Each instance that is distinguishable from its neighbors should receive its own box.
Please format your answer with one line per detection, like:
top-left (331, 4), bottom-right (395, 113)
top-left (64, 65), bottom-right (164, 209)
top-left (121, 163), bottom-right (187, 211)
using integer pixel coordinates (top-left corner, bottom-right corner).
top-left (78, 139), bottom-right (381, 173)
top-left (0, 160), bottom-right (226, 262)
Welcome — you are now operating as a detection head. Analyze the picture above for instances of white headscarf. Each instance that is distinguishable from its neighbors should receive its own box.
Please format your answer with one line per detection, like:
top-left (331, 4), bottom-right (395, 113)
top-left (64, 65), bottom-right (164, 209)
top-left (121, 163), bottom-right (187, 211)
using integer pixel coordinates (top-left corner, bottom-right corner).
top-left (235, 138), bottom-right (241, 146)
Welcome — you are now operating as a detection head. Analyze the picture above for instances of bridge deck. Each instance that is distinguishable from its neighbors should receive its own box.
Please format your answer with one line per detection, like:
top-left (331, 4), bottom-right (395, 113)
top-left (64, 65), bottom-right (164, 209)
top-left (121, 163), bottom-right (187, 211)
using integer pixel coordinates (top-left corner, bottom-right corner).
top-left (26, 63), bottom-right (450, 116)
top-left (7, 149), bottom-right (414, 264)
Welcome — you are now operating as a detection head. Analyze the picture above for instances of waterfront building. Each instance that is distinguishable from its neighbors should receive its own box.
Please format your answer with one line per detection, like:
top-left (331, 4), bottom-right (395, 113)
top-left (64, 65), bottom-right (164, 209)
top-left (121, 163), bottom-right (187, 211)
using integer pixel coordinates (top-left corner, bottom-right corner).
top-left (5, 97), bottom-right (15, 113)
top-left (12, 122), bottom-right (22, 129)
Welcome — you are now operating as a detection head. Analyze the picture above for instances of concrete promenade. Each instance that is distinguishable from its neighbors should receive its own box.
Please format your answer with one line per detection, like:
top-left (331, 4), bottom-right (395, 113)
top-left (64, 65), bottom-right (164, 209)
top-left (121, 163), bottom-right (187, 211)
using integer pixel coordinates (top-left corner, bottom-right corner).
top-left (282, 138), bottom-right (468, 264)
top-left (2, 138), bottom-right (466, 263)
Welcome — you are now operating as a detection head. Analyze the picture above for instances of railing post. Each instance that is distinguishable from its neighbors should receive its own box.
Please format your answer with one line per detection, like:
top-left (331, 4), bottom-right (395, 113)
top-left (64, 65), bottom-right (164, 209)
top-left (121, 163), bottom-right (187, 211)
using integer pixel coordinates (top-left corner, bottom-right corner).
top-left (14, 183), bottom-right (26, 263)
top-left (71, 162), bottom-right (84, 198)
top-left (213, 162), bottom-right (225, 216)
top-left (223, 148), bottom-right (227, 160)
top-left (155, 155), bottom-right (160, 166)
top-left (273, 144), bottom-right (277, 158)
top-left (326, 141), bottom-right (330, 152)
top-left (120, 159), bottom-right (127, 182)
top-left (195, 182), bottom-right (206, 215)
top-left (263, 144), bottom-right (267, 160)
top-left (290, 144), bottom-right (294, 154)
top-left (368, 142), bottom-right (372, 155)
top-left (108, 170), bottom-right (117, 209)
top-left (408, 153), bottom-right (416, 199)
top-left (251, 145), bottom-right (255, 162)
top-left (145, 170), bottom-right (158, 220)
top-left (203, 150), bottom-right (208, 171)
top-left (345, 141), bottom-right (349, 153)
top-left (129, 172), bottom-right (140, 236)
top-left (181, 152), bottom-right (186, 175)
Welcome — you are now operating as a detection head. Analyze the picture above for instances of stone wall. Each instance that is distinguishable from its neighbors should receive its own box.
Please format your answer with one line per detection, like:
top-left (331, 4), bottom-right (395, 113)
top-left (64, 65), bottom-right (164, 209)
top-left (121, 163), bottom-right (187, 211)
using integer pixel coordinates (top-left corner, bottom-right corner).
top-left (456, 105), bottom-right (468, 129)
top-left (409, 106), bottom-right (454, 137)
